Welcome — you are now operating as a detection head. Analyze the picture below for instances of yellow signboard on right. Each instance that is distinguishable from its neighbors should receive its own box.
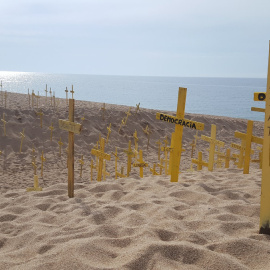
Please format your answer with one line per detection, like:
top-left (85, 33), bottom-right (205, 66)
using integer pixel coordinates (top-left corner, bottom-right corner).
top-left (259, 42), bottom-right (270, 235)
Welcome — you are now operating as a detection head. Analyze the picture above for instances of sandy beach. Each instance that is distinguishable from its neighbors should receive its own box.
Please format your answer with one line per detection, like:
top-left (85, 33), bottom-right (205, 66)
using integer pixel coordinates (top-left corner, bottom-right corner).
top-left (0, 91), bottom-right (269, 270)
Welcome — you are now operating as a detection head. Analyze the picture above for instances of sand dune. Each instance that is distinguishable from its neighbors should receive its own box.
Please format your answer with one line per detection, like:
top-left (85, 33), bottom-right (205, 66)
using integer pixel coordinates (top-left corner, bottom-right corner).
top-left (0, 91), bottom-right (269, 270)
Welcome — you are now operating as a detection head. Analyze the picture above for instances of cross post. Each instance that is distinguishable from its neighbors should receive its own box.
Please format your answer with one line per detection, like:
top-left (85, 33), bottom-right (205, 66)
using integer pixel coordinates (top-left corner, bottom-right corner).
top-left (133, 149), bottom-right (148, 178)
top-left (192, 151), bottom-right (208, 171)
top-left (124, 140), bottom-right (134, 177)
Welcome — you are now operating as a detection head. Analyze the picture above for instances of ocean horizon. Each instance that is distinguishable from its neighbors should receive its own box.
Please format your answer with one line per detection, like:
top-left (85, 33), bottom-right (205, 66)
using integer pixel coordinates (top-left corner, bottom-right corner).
top-left (0, 71), bottom-right (266, 122)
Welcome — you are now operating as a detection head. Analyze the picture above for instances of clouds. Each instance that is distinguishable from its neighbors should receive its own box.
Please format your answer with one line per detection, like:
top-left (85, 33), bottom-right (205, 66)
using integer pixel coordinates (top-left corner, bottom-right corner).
top-left (0, 0), bottom-right (270, 76)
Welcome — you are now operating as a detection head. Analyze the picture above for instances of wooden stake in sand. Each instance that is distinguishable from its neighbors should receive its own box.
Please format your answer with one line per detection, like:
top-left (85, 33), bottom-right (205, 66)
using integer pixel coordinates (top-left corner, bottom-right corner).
top-left (79, 155), bottom-right (84, 178)
top-left (1, 113), bottom-right (7, 136)
top-left (156, 88), bottom-right (204, 182)
top-left (251, 146), bottom-right (263, 169)
top-left (192, 151), bottom-right (208, 171)
top-left (59, 98), bottom-right (82, 198)
top-left (112, 147), bottom-right (119, 179)
top-left (91, 137), bottom-right (111, 181)
top-left (89, 159), bottom-right (95, 182)
top-left (49, 122), bottom-right (54, 142)
top-left (36, 110), bottom-right (43, 128)
top-left (135, 103), bottom-right (140, 114)
top-left (143, 125), bottom-right (151, 150)
top-left (27, 159), bottom-right (42, 192)
top-left (19, 129), bottom-right (25, 153)
top-left (259, 42), bottom-right (270, 235)
top-left (133, 150), bottom-right (148, 178)
top-left (101, 103), bottom-right (106, 120)
top-left (235, 120), bottom-right (263, 174)
top-left (102, 160), bottom-right (110, 180)
top-left (218, 148), bottom-right (235, 169)
top-left (150, 163), bottom-right (160, 175)
top-left (40, 151), bottom-right (46, 178)
top-left (58, 137), bottom-right (63, 157)
top-left (106, 123), bottom-right (111, 144)
top-left (124, 108), bottom-right (131, 125)
top-left (161, 136), bottom-right (170, 175)
top-left (133, 130), bottom-right (139, 158)
top-left (65, 87), bottom-right (69, 105)
top-left (124, 140), bottom-right (135, 177)
top-left (157, 160), bottom-right (164, 175)
top-left (201, 124), bottom-right (224, 172)
top-left (45, 84), bottom-right (48, 104)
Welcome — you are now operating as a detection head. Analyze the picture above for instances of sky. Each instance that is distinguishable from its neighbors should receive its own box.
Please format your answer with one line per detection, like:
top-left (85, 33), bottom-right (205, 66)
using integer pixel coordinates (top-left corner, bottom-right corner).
top-left (0, 0), bottom-right (270, 77)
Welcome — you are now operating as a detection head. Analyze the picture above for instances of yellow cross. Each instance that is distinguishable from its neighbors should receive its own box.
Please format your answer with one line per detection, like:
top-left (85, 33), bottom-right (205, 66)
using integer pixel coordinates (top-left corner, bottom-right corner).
top-left (102, 160), bottom-right (110, 180)
top-left (89, 159), bottom-right (95, 182)
top-left (49, 122), bottom-right (54, 141)
top-left (106, 123), bottom-right (111, 144)
top-left (40, 151), bottom-right (46, 178)
top-left (65, 87), bottom-right (69, 105)
top-left (133, 130), bottom-right (139, 159)
top-left (135, 103), bottom-right (140, 114)
top-left (150, 163), bottom-right (160, 175)
top-left (124, 108), bottom-right (131, 124)
top-left (112, 147), bottom-right (119, 179)
top-left (201, 124), bottom-right (224, 172)
top-left (79, 155), bottom-right (84, 178)
top-left (143, 125), bottom-right (151, 150)
top-left (156, 88), bottom-right (205, 182)
top-left (192, 151), bottom-right (208, 171)
top-left (124, 140), bottom-right (134, 177)
top-left (133, 150), bottom-right (148, 178)
top-left (91, 137), bottom-right (111, 181)
top-left (58, 137), bottom-right (63, 157)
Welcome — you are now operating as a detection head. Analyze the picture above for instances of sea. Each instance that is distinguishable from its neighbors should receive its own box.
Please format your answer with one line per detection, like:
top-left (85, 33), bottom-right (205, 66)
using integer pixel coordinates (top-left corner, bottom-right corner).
top-left (0, 71), bottom-right (266, 122)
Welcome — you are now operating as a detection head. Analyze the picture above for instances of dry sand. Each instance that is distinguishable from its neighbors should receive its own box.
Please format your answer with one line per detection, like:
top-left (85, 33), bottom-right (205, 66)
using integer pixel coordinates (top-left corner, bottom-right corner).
top-left (0, 91), bottom-right (269, 270)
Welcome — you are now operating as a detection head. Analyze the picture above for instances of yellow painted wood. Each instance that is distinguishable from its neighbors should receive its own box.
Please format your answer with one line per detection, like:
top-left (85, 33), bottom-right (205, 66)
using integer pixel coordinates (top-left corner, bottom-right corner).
top-left (40, 151), bottom-right (46, 178)
top-left (190, 139), bottom-right (196, 158)
top-left (91, 138), bottom-right (111, 181)
top-left (156, 88), bottom-right (205, 182)
top-left (201, 124), bottom-right (225, 171)
top-left (112, 147), bottom-right (118, 179)
top-left (116, 166), bottom-right (126, 178)
top-left (89, 159), bottom-right (95, 182)
top-left (251, 107), bottom-right (265, 113)
top-left (79, 155), bottom-right (84, 178)
top-left (19, 129), bottom-right (25, 153)
top-left (49, 122), bottom-right (54, 142)
top-left (26, 175), bottom-right (42, 192)
top-left (65, 87), bottom-right (68, 105)
top-left (124, 140), bottom-right (134, 177)
top-left (259, 42), bottom-right (270, 235)
top-left (135, 103), bottom-right (140, 114)
top-left (118, 117), bottom-right (126, 133)
top-left (156, 112), bottom-right (204, 131)
top-left (254, 92), bottom-right (266, 101)
top-left (192, 151), bottom-right (208, 171)
top-left (161, 136), bottom-right (169, 175)
top-left (59, 119), bottom-right (82, 134)
top-left (124, 108), bottom-right (131, 124)
top-left (58, 137), bottom-right (63, 157)
top-left (36, 110), bottom-right (43, 128)
top-left (106, 123), bottom-right (111, 144)
top-left (150, 163), bottom-right (160, 175)
top-left (1, 113), bottom-right (7, 136)
top-left (133, 130), bottom-right (139, 159)
top-left (133, 150), bottom-right (148, 178)
top-left (70, 85), bottom-right (74, 99)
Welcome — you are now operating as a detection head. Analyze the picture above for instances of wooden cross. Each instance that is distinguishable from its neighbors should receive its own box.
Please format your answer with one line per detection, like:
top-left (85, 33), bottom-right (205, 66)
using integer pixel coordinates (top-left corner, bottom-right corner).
top-left (36, 110), bottom-right (43, 128)
top-left (59, 98), bottom-right (82, 197)
top-left (251, 146), bottom-right (263, 169)
top-left (4, 91), bottom-right (7, 109)
top-left (124, 107), bottom-right (131, 125)
top-left (135, 103), bottom-right (140, 114)
top-left (157, 160), bottom-right (164, 175)
top-left (192, 151), bottom-right (208, 171)
top-left (190, 140), bottom-right (196, 158)
top-left (79, 155), bottom-right (84, 178)
top-left (230, 142), bottom-right (254, 168)
top-left (58, 137), bottom-right (63, 157)
top-left (156, 88), bottom-right (204, 182)
top-left (116, 166), bottom-right (126, 178)
top-left (26, 174), bottom-right (42, 192)
top-left (112, 147), bottom-right (119, 179)
top-left (20, 129), bottom-right (25, 153)
top-left (150, 163), bottom-right (160, 175)
top-left (101, 103), bottom-right (106, 120)
top-left (217, 148), bottom-right (235, 169)
top-left (32, 147), bottom-right (36, 163)
top-left (143, 125), bottom-right (151, 150)
top-left (91, 137), bottom-right (111, 181)
top-left (102, 160), bottom-right (110, 180)
top-left (106, 123), bottom-right (111, 144)
top-left (124, 140), bottom-right (134, 177)
top-left (259, 42), bottom-right (270, 235)
top-left (118, 117), bottom-right (125, 133)
top-left (1, 113), bottom-right (7, 136)
top-left (32, 90), bottom-right (35, 107)
top-left (133, 150), bottom-right (148, 178)
top-left (40, 151), bottom-right (46, 178)
top-left (49, 88), bottom-right (52, 106)
top-left (201, 124), bottom-right (224, 172)
top-left (49, 122), bottom-right (54, 141)
top-left (235, 120), bottom-right (263, 174)
top-left (89, 159), bottom-right (95, 182)
top-left (156, 140), bottom-right (162, 161)
top-left (32, 159), bottom-right (37, 175)
top-left (133, 130), bottom-right (139, 158)
top-left (65, 87), bottom-right (69, 105)
top-left (161, 136), bottom-right (170, 175)
top-left (45, 84), bottom-right (48, 104)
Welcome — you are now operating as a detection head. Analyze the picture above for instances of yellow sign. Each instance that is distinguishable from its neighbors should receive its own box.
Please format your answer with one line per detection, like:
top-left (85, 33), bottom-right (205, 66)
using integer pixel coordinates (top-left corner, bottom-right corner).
top-left (254, 92), bottom-right (266, 101)
top-left (156, 113), bottom-right (204, 131)
top-left (59, 119), bottom-right (82, 134)
top-left (133, 150), bottom-right (148, 177)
